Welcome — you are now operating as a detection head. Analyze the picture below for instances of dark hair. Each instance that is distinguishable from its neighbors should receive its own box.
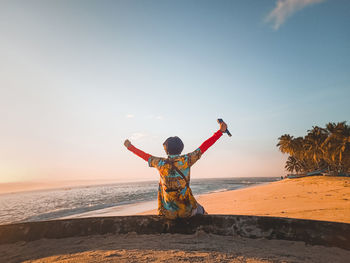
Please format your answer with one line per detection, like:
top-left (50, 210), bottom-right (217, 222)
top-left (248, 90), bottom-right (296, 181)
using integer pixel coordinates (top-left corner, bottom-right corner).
top-left (163, 136), bottom-right (184, 155)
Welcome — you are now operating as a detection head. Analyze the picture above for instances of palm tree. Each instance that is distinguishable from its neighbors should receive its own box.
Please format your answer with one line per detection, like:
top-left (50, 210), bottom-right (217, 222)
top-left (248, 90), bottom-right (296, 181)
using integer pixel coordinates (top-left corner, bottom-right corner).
top-left (285, 156), bottom-right (302, 174)
top-left (278, 122), bottom-right (350, 175)
top-left (323, 122), bottom-right (350, 173)
top-left (291, 137), bottom-right (305, 160)
top-left (277, 134), bottom-right (294, 155)
top-left (304, 126), bottom-right (327, 169)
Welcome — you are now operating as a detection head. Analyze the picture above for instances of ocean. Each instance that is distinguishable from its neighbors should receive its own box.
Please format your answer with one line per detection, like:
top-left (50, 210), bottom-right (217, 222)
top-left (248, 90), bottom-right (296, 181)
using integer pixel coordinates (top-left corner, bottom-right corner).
top-left (0, 177), bottom-right (278, 225)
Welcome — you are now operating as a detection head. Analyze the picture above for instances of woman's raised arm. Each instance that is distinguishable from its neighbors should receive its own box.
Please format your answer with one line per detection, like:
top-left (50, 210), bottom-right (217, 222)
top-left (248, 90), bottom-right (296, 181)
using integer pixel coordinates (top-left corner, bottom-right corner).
top-left (124, 139), bottom-right (151, 162)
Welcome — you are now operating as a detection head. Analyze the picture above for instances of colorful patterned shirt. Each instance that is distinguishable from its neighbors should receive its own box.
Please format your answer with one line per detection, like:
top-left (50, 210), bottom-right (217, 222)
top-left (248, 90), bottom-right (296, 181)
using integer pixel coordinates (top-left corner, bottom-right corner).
top-left (148, 149), bottom-right (202, 218)
top-left (127, 130), bottom-right (222, 218)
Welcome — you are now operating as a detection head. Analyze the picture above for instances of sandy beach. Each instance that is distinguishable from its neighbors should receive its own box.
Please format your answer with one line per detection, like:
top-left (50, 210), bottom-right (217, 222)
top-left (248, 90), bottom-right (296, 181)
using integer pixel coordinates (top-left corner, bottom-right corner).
top-left (2, 176), bottom-right (350, 262)
top-left (140, 176), bottom-right (350, 223)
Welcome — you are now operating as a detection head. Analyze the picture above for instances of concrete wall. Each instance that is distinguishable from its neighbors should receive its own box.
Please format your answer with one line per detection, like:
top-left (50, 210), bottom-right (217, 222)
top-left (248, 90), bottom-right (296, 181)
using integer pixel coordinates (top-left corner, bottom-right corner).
top-left (0, 215), bottom-right (349, 250)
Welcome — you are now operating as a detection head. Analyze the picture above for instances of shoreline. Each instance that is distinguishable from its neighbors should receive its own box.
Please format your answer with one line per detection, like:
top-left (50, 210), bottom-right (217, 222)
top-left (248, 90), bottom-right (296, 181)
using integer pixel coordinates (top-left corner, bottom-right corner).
top-left (1, 177), bottom-right (276, 225)
top-left (59, 176), bottom-right (350, 223)
top-left (60, 182), bottom-right (268, 220)
top-left (60, 200), bottom-right (158, 220)
top-left (4, 176), bottom-right (349, 224)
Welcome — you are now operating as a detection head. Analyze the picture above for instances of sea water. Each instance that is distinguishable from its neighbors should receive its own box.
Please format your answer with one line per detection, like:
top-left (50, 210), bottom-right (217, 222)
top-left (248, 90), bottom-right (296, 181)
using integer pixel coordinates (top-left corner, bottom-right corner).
top-left (0, 177), bottom-right (278, 225)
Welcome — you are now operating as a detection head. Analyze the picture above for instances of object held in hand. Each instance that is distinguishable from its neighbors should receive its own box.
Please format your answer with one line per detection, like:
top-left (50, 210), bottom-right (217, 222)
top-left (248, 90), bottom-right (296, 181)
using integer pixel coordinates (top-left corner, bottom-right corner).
top-left (217, 118), bottom-right (232, 137)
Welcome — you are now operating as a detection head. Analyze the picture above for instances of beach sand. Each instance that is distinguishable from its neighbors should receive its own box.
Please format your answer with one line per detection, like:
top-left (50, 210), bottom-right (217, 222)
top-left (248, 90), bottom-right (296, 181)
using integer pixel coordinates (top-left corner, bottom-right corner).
top-left (2, 176), bottom-right (350, 262)
top-left (140, 176), bottom-right (350, 223)
top-left (1, 231), bottom-right (350, 263)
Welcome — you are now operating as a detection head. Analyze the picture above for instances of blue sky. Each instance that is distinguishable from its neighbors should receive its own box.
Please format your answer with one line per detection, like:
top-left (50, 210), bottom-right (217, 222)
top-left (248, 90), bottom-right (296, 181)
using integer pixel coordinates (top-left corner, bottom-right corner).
top-left (0, 0), bottom-right (349, 183)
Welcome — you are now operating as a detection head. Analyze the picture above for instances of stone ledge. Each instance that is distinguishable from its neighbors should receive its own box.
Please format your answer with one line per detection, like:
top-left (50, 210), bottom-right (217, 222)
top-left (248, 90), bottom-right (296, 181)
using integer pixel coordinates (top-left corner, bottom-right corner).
top-left (0, 215), bottom-right (349, 250)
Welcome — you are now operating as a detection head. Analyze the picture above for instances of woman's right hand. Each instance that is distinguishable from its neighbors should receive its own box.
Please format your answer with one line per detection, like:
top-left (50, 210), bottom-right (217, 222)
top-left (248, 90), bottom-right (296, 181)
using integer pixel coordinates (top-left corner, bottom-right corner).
top-left (124, 139), bottom-right (132, 148)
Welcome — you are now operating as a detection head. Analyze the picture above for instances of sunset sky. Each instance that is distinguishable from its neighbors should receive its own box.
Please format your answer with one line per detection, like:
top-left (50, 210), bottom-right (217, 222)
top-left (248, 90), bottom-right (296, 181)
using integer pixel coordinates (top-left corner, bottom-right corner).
top-left (1, 0), bottom-right (349, 184)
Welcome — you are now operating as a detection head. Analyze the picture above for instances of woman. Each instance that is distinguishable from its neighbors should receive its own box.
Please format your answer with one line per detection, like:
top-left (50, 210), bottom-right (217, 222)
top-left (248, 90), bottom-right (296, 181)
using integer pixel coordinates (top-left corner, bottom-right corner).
top-left (124, 121), bottom-right (227, 219)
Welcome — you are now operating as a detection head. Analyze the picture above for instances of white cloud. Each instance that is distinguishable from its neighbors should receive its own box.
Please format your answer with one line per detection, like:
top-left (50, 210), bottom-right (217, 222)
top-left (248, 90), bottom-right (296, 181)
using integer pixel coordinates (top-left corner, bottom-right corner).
top-left (125, 114), bottom-right (134, 119)
top-left (265, 0), bottom-right (325, 30)
top-left (146, 114), bottom-right (164, 120)
top-left (129, 132), bottom-right (147, 140)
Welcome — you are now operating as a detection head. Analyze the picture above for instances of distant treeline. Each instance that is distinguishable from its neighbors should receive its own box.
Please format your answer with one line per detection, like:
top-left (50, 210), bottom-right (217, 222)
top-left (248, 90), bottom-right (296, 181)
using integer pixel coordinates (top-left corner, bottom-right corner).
top-left (277, 122), bottom-right (350, 175)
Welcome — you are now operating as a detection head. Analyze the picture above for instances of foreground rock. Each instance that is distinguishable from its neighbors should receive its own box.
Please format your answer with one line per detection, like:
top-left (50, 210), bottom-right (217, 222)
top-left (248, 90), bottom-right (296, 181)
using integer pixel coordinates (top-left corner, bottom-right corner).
top-left (1, 215), bottom-right (350, 247)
